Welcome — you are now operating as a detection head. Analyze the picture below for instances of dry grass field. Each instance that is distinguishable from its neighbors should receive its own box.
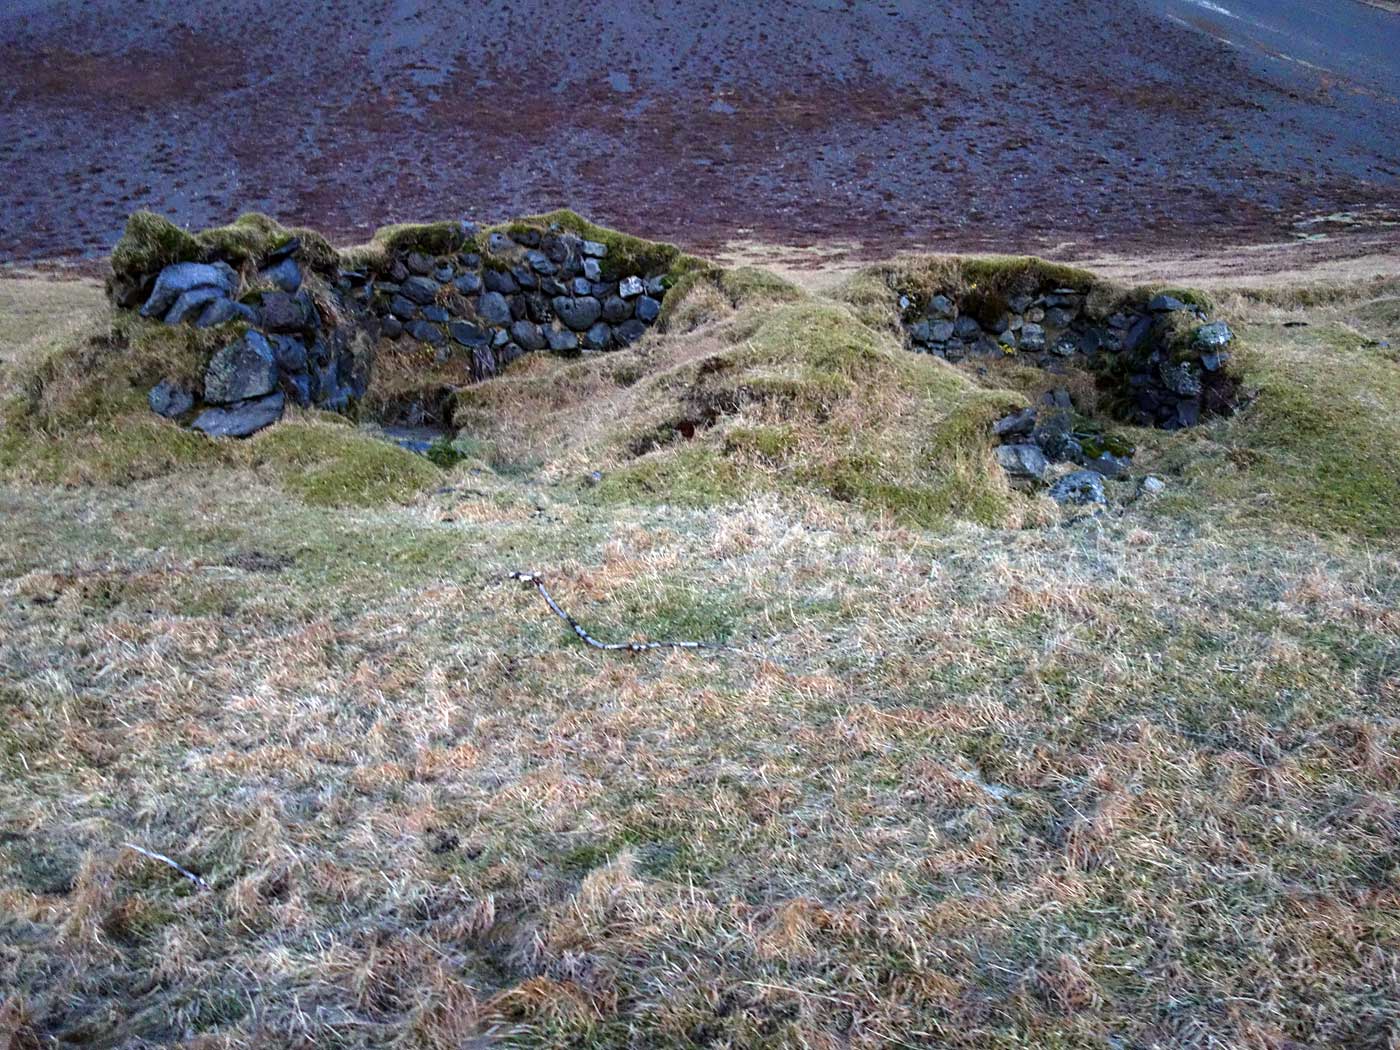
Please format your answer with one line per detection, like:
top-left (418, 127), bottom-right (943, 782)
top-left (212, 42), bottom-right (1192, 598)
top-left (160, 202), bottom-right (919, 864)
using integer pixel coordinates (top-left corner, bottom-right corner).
top-left (2, 245), bottom-right (1400, 1048)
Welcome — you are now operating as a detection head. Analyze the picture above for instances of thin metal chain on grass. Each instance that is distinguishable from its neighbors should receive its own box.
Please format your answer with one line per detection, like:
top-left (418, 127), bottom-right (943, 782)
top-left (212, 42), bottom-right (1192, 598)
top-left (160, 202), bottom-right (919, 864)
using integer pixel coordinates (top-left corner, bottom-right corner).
top-left (510, 571), bottom-right (728, 653)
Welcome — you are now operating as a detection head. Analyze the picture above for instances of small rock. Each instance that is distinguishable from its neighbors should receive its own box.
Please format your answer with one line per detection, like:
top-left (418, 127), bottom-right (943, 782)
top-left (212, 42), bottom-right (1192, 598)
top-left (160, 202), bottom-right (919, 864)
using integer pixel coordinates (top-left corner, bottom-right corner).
top-left (571, 277), bottom-right (593, 296)
top-left (422, 305), bottom-right (451, 323)
top-left (953, 315), bottom-right (982, 340)
top-left (602, 295), bottom-right (633, 323)
top-left (192, 391), bottom-right (285, 438)
top-left (511, 265), bottom-right (538, 290)
top-left (406, 321), bottom-right (446, 345)
top-left (381, 315), bottom-right (404, 339)
top-left (1019, 323), bottom-right (1047, 351)
top-left (1201, 350), bottom-right (1229, 372)
top-left (582, 240), bottom-right (608, 258)
top-left (195, 298), bottom-right (256, 328)
top-left (487, 233), bottom-right (513, 254)
top-left (1194, 321), bottom-right (1233, 349)
top-left (583, 322), bottom-right (613, 351)
top-left (1141, 475), bottom-right (1167, 495)
top-left (996, 443), bottom-right (1050, 481)
top-left (525, 250), bottom-right (556, 275)
top-left (147, 380), bottom-right (194, 419)
top-left (205, 331), bottom-right (278, 404)
top-left (454, 272), bottom-right (483, 295)
top-left (1048, 470), bottom-right (1107, 506)
top-left (615, 319), bottom-right (648, 345)
top-left (992, 407), bottom-right (1037, 439)
top-left (1158, 361), bottom-right (1202, 398)
top-left (583, 258), bottom-right (603, 281)
top-left (928, 294), bottom-right (956, 318)
top-left (645, 276), bottom-right (668, 297)
top-left (260, 257), bottom-right (302, 293)
top-left (433, 264), bottom-right (455, 283)
top-left (510, 319), bottom-right (547, 351)
top-left (164, 286), bottom-right (226, 325)
top-left (405, 252), bottom-right (435, 276)
top-left (635, 296), bottom-right (661, 323)
top-left (546, 326), bottom-right (579, 352)
top-left (1148, 294), bottom-right (1187, 313)
top-left (477, 291), bottom-right (512, 326)
top-left (450, 321), bottom-right (488, 348)
top-left (619, 275), bottom-right (645, 298)
top-left (400, 276), bottom-right (440, 306)
top-left (1083, 452), bottom-right (1130, 478)
top-left (390, 295), bottom-right (419, 321)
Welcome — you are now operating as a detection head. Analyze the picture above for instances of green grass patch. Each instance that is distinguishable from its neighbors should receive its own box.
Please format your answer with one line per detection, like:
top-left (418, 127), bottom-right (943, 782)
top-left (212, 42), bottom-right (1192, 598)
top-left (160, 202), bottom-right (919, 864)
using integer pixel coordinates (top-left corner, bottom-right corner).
top-left (246, 420), bottom-right (443, 507)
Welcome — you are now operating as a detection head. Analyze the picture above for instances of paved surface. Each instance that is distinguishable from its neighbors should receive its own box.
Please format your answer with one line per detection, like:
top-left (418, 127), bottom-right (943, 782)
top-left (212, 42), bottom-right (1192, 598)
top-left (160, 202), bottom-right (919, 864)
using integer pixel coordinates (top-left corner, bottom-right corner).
top-left (1, 0), bottom-right (1397, 263)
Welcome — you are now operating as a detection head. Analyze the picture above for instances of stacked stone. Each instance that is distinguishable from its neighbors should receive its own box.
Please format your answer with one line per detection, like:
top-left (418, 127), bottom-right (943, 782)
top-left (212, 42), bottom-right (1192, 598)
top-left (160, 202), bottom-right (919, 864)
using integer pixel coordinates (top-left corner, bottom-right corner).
top-left (902, 289), bottom-right (1235, 433)
top-left (991, 389), bottom-right (1134, 506)
top-left (131, 222), bottom-right (672, 440)
top-left (140, 238), bottom-right (368, 437)
top-left (354, 227), bottom-right (668, 380)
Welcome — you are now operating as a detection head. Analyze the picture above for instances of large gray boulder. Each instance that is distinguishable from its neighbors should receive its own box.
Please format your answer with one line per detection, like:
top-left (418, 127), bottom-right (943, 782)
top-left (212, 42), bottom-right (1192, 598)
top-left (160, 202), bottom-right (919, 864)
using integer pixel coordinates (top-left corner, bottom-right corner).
top-left (192, 391), bottom-right (285, 438)
top-left (553, 295), bottom-right (603, 331)
top-left (205, 331), bottom-right (278, 404)
top-left (140, 261), bottom-right (239, 319)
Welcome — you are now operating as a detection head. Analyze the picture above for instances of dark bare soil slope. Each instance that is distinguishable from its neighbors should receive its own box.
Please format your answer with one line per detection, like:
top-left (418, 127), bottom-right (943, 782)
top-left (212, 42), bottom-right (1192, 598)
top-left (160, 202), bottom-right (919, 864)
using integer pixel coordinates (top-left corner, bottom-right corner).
top-left (2, 0), bottom-right (1398, 262)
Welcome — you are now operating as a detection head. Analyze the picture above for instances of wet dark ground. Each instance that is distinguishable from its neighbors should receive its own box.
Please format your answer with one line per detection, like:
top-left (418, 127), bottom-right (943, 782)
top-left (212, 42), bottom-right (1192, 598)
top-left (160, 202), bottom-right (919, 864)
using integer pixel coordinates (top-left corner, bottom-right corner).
top-left (2, 0), bottom-right (1398, 264)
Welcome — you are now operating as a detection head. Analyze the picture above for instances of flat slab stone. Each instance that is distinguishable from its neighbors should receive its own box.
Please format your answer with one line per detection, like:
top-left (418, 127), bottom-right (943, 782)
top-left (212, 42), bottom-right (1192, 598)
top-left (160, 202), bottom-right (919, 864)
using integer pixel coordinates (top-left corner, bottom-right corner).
top-left (192, 391), bottom-right (285, 438)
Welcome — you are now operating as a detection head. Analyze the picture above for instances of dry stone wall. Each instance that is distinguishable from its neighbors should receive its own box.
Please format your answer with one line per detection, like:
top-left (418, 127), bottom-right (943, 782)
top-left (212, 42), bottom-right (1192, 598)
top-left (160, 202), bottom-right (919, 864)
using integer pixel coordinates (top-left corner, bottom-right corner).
top-left (897, 278), bottom-right (1241, 503)
top-left (123, 220), bottom-right (671, 439)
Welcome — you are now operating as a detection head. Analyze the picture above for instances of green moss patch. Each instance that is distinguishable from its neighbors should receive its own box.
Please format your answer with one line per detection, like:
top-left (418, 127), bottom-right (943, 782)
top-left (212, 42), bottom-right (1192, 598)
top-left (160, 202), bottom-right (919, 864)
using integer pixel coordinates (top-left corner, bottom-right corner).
top-left (338, 220), bottom-right (476, 273)
top-left (246, 421), bottom-right (443, 507)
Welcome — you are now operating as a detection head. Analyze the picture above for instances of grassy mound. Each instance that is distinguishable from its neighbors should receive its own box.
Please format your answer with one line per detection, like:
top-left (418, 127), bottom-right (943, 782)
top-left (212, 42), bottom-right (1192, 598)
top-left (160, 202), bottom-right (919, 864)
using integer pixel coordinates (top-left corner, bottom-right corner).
top-left (108, 212), bottom-right (339, 305)
top-left (1155, 314), bottom-right (1400, 538)
top-left (453, 278), bottom-right (1033, 526)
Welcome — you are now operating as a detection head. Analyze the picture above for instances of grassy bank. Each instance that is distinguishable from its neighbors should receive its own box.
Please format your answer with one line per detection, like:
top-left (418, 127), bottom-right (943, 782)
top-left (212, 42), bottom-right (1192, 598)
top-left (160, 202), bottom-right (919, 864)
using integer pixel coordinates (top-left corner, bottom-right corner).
top-left (1, 250), bottom-right (1399, 1048)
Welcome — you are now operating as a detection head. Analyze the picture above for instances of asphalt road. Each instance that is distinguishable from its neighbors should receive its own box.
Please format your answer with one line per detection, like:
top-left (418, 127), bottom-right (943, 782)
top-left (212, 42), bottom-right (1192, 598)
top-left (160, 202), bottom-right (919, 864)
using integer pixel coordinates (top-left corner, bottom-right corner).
top-left (1, 0), bottom-right (1397, 263)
